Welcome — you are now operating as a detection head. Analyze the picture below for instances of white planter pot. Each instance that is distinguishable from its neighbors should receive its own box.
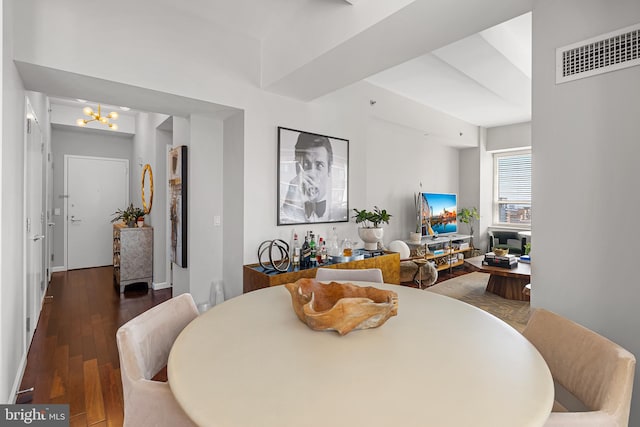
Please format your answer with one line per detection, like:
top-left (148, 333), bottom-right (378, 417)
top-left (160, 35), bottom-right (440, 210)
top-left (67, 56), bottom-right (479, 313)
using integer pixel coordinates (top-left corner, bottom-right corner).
top-left (358, 227), bottom-right (384, 250)
top-left (409, 232), bottom-right (422, 244)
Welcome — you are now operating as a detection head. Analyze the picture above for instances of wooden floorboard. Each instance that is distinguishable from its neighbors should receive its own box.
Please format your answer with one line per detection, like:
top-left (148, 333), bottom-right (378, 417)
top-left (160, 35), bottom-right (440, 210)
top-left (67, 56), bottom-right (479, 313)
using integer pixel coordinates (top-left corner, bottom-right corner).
top-left (17, 266), bottom-right (172, 427)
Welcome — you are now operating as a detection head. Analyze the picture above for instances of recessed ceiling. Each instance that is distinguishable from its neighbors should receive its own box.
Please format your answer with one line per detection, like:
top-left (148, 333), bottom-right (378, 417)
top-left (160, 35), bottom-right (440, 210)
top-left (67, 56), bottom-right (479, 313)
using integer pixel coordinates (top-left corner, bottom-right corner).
top-left (366, 12), bottom-right (532, 128)
top-left (16, 1), bottom-right (532, 131)
top-left (165, 2), bottom-right (532, 128)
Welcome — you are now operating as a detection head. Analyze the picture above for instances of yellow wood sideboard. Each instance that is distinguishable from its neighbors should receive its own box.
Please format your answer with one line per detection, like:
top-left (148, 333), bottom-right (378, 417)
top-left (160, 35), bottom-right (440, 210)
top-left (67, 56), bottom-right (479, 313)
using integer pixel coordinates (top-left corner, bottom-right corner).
top-left (243, 252), bottom-right (400, 293)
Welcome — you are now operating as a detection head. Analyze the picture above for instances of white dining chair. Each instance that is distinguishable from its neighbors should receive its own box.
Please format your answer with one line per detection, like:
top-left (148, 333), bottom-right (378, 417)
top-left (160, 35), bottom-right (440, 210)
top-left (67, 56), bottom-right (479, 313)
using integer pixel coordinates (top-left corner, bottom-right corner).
top-left (315, 268), bottom-right (384, 283)
top-left (523, 308), bottom-right (636, 427)
top-left (116, 293), bottom-right (199, 427)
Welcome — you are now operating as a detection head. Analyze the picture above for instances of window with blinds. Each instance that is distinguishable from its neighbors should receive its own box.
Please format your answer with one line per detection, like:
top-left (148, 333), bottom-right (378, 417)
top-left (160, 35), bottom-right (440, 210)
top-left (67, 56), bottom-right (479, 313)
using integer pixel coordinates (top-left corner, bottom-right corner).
top-left (494, 150), bottom-right (531, 226)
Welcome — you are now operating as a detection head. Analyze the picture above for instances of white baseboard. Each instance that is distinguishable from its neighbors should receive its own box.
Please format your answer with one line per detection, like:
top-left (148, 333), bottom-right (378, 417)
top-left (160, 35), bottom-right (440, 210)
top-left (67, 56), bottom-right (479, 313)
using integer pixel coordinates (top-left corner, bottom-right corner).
top-left (9, 352), bottom-right (28, 403)
top-left (51, 266), bottom-right (66, 273)
top-left (152, 281), bottom-right (171, 291)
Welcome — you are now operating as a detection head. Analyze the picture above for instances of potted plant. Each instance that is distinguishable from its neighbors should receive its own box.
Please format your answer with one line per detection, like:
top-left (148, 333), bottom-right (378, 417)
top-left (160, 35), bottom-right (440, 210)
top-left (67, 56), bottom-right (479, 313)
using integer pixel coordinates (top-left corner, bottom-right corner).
top-left (352, 206), bottom-right (392, 250)
top-left (135, 207), bottom-right (146, 227)
top-left (458, 207), bottom-right (479, 247)
top-left (111, 203), bottom-right (146, 228)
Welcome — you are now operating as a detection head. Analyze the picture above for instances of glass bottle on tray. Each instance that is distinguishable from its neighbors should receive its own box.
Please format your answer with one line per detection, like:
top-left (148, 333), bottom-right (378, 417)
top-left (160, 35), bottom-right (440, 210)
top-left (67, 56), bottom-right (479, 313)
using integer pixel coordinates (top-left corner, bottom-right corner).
top-left (341, 238), bottom-right (353, 257)
top-left (301, 235), bottom-right (311, 269)
top-left (292, 233), bottom-right (300, 268)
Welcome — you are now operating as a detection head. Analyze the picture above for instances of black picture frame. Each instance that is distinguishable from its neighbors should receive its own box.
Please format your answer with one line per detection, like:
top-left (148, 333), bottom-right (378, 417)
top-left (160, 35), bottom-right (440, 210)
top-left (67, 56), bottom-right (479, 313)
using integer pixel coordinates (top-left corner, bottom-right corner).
top-left (277, 127), bottom-right (349, 226)
top-left (169, 145), bottom-right (188, 267)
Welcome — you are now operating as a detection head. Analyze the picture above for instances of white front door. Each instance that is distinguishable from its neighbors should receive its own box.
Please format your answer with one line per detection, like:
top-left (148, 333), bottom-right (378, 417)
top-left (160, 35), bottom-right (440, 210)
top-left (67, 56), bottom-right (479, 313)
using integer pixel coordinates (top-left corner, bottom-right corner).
top-left (65, 156), bottom-right (129, 270)
top-left (25, 100), bottom-right (45, 342)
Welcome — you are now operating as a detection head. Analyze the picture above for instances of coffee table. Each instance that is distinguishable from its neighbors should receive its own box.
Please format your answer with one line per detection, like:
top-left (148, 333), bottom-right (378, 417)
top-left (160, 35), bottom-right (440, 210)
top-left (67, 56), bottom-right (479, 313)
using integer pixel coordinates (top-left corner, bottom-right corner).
top-left (464, 255), bottom-right (531, 301)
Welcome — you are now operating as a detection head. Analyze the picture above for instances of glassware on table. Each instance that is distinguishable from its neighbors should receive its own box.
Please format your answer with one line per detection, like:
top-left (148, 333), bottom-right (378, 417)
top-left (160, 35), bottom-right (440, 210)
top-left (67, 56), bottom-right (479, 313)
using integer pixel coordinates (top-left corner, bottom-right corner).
top-left (341, 238), bottom-right (353, 257)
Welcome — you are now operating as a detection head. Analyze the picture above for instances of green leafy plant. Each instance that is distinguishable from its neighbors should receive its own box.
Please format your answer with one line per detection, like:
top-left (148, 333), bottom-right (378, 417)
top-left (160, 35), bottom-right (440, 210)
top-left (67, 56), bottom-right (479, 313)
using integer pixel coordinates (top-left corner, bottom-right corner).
top-left (111, 203), bottom-right (146, 225)
top-left (458, 207), bottom-right (480, 248)
top-left (524, 242), bottom-right (531, 255)
top-left (458, 207), bottom-right (479, 233)
top-left (352, 206), bottom-right (392, 228)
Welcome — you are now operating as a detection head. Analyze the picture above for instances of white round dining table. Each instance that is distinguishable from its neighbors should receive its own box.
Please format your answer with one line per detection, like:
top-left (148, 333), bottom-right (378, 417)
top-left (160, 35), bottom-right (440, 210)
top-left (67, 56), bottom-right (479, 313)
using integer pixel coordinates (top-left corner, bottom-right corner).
top-left (168, 282), bottom-right (553, 427)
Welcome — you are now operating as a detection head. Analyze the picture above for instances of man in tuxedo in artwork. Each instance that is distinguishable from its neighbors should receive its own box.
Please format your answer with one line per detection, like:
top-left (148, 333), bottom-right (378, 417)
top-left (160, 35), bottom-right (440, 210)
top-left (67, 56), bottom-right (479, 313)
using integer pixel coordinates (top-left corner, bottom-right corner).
top-left (280, 132), bottom-right (345, 224)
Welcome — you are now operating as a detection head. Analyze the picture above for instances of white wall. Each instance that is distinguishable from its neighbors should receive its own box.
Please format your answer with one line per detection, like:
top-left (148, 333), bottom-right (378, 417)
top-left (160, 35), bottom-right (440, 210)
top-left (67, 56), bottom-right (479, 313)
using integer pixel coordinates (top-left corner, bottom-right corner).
top-left (50, 127), bottom-right (134, 268)
top-left (223, 112), bottom-right (244, 299)
top-left (459, 147), bottom-right (481, 241)
top-left (1, 0), bottom-right (27, 403)
top-left (132, 112), bottom-right (172, 287)
top-left (486, 121), bottom-right (531, 151)
top-left (365, 118), bottom-right (460, 245)
top-left (532, 0), bottom-right (640, 424)
top-left (187, 114), bottom-right (224, 305)
top-left (153, 126), bottom-right (171, 287)
top-left (477, 129), bottom-right (493, 253)
top-left (459, 128), bottom-right (494, 252)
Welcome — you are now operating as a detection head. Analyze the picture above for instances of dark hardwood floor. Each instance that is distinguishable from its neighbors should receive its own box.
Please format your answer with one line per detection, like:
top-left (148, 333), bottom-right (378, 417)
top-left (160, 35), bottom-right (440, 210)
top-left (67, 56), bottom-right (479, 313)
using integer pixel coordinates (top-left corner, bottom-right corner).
top-left (17, 266), bottom-right (171, 427)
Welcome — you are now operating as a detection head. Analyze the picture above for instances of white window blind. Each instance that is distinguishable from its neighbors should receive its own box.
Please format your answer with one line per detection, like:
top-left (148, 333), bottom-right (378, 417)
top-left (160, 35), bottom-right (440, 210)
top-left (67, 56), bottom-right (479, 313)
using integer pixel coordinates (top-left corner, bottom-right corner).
top-left (494, 151), bottom-right (531, 226)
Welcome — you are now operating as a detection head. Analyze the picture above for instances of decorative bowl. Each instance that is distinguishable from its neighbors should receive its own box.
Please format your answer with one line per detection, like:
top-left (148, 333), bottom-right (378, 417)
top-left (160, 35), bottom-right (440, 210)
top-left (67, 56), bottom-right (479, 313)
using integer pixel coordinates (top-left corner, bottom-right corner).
top-left (284, 278), bottom-right (398, 335)
top-left (493, 247), bottom-right (509, 257)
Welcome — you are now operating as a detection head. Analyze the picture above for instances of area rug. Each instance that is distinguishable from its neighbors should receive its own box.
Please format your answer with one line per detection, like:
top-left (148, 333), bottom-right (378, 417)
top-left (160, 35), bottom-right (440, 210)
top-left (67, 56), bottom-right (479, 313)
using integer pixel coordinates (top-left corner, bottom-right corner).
top-left (426, 272), bottom-right (530, 332)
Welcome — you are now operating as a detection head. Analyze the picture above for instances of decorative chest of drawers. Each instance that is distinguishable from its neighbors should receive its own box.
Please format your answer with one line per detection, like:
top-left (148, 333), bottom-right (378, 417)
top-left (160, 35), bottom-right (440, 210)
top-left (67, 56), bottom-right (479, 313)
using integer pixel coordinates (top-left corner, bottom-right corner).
top-left (113, 224), bottom-right (153, 293)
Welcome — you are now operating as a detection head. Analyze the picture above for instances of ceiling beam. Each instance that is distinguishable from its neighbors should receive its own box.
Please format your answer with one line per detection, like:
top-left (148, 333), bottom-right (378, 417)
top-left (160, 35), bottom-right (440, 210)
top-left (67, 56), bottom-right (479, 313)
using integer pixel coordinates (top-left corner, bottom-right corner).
top-left (262, 0), bottom-right (532, 101)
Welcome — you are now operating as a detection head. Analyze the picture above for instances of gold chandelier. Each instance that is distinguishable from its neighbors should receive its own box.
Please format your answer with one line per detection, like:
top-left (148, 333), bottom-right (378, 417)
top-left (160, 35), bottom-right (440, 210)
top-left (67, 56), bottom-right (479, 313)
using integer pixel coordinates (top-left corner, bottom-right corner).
top-left (76, 104), bottom-right (119, 130)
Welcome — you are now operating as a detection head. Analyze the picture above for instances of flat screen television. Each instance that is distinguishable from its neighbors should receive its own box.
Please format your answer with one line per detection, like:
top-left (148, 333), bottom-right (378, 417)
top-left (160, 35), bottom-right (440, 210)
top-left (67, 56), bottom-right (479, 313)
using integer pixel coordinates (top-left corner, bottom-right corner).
top-left (421, 192), bottom-right (457, 236)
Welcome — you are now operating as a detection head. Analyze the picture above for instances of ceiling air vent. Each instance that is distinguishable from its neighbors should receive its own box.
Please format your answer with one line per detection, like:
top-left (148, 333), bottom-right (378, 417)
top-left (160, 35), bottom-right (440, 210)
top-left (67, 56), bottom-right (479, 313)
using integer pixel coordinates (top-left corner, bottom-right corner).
top-left (556, 23), bottom-right (640, 84)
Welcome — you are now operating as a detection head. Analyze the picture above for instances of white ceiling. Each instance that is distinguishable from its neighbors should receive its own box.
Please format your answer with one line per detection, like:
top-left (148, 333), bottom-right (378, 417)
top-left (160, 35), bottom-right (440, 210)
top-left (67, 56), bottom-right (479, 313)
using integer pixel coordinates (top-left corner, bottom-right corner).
top-left (33, 1), bottom-right (532, 130)
top-left (151, 0), bottom-right (311, 41)
top-left (366, 12), bottom-right (532, 128)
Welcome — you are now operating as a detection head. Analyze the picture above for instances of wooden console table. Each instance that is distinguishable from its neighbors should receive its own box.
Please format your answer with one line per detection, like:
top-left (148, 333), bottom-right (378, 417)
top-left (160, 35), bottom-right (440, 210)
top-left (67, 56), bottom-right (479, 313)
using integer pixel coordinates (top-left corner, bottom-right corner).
top-left (464, 255), bottom-right (530, 301)
top-left (243, 252), bottom-right (400, 293)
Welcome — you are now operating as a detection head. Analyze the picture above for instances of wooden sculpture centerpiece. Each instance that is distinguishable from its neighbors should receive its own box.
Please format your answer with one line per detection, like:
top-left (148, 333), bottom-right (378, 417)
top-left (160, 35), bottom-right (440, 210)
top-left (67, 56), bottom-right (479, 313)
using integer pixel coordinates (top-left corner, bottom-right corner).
top-left (284, 278), bottom-right (398, 335)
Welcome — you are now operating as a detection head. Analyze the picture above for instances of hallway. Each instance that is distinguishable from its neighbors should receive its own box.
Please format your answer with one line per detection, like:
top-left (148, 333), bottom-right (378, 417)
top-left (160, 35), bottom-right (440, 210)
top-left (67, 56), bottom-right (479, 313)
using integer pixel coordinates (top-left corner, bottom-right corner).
top-left (18, 267), bottom-right (171, 426)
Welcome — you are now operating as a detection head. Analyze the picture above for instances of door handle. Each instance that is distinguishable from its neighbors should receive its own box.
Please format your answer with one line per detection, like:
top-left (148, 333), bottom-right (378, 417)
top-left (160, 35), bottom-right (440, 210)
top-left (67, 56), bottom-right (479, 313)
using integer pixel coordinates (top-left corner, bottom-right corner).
top-left (48, 222), bottom-right (55, 227)
top-left (32, 235), bottom-right (45, 241)
top-left (70, 216), bottom-right (82, 223)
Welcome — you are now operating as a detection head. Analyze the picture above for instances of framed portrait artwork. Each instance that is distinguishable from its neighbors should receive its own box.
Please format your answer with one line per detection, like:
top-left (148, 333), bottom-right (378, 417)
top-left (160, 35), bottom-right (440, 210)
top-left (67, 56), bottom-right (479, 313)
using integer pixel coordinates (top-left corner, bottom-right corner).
top-left (169, 145), bottom-right (188, 267)
top-left (278, 127), bottom-right (349, 225)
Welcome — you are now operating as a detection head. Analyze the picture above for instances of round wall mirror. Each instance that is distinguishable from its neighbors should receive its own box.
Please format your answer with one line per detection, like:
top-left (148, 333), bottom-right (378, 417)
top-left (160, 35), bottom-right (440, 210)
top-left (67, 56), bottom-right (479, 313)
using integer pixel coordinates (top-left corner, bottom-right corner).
top-left (141, 164), bottom-right (154, 214)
